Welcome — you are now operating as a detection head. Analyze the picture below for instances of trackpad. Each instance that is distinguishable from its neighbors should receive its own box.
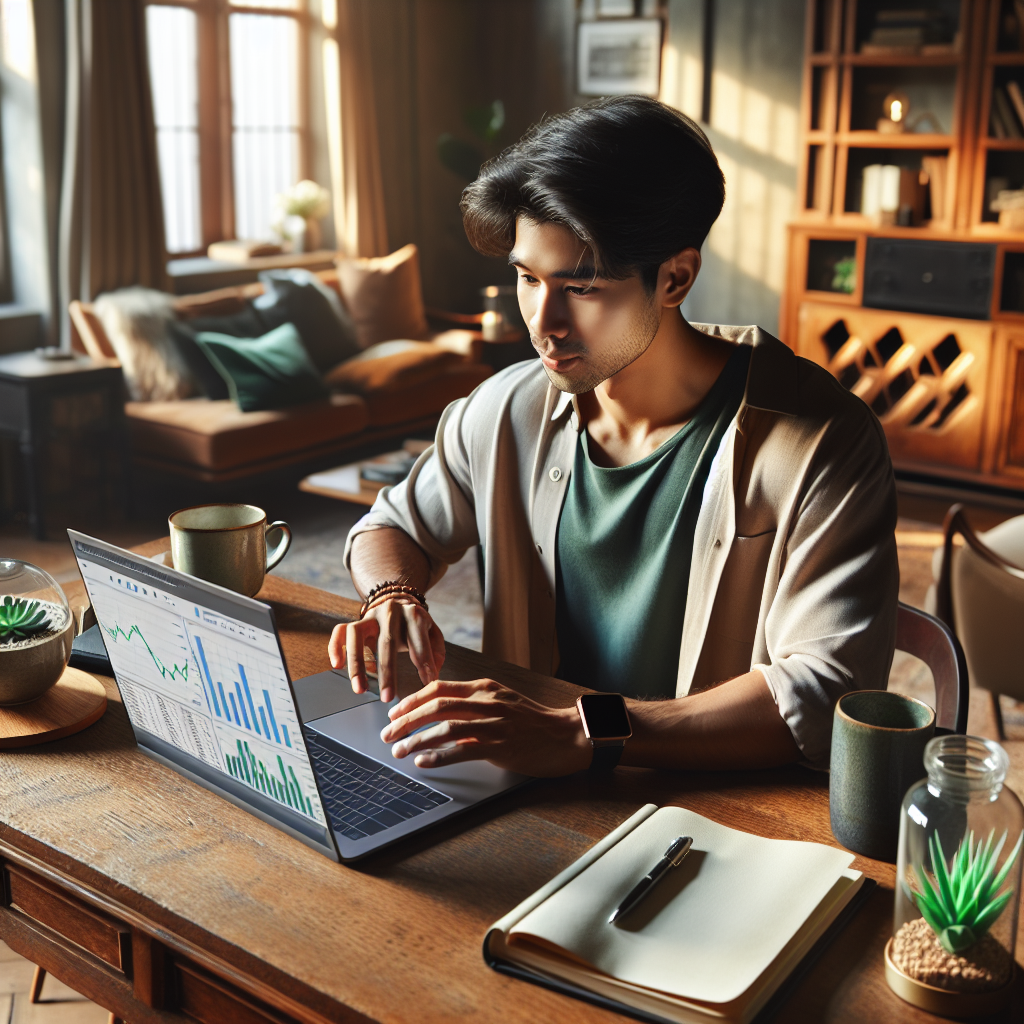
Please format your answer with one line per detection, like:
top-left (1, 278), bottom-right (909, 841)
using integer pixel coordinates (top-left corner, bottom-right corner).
top-left (294, 670), bottom-right (376, 724)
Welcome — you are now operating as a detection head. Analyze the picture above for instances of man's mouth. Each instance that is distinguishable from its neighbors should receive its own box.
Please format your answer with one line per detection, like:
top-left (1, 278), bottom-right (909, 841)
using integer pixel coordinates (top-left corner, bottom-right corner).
top-left (537, 347), bottom-right (584, 372)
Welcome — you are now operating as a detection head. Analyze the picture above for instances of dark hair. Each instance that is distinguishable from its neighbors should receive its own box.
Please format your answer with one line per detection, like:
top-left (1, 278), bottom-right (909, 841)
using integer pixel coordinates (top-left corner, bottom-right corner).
top-left (461, 96), bottom-right (725, 291)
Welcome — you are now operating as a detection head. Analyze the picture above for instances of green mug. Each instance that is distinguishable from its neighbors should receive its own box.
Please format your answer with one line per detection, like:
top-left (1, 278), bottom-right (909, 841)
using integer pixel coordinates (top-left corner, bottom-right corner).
top-left (169, 504), bottom-right (291, 597)
top-left (829, 690), bottom-right (935, 862)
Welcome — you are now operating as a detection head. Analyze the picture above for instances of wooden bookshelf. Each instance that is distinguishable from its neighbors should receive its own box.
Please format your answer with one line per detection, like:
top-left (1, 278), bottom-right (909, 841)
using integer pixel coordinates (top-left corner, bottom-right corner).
top-left (783, 0), bottom-right (1024, 492)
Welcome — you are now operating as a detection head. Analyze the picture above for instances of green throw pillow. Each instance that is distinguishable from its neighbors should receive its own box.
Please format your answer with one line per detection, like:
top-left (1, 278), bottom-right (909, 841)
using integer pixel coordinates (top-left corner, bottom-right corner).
top-left (195, 323), bottom-right (328, 412)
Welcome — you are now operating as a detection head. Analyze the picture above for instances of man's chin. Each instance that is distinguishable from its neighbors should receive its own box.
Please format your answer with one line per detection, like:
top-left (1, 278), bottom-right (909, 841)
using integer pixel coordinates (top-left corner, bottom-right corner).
top-left (542, 363), bottom-right (600, 395)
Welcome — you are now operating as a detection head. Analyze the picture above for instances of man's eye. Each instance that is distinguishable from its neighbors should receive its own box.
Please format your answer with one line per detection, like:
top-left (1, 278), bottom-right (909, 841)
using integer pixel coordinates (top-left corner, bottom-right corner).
top-left (566, 285), bottom-right (596, 296)
top-left (518, 274), bottom-right (538, 284)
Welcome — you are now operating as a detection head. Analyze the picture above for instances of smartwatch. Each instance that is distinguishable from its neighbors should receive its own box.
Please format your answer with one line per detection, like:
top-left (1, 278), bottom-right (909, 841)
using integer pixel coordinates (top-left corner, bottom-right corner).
top-left (576, 693), bottom-right (632, 772)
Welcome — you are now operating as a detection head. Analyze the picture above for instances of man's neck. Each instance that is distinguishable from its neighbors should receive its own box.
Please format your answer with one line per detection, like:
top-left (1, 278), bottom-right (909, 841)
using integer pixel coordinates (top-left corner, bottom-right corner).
top-left (577, 311), bottom-right (734, 468)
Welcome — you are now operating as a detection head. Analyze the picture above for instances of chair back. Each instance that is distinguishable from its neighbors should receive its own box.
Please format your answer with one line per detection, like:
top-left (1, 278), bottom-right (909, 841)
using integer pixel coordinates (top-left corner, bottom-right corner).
top-left (896, 601), bottom-right (968, 735)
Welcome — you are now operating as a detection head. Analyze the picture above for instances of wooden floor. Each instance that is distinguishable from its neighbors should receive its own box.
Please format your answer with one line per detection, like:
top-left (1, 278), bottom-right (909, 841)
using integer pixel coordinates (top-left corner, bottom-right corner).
top-left (0, 942), bottom-right (107, 1024)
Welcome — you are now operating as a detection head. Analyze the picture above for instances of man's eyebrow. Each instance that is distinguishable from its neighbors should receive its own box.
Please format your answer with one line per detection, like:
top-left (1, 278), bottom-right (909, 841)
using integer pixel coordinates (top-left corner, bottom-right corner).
top-left (508, 253), bottom-right (601, 280)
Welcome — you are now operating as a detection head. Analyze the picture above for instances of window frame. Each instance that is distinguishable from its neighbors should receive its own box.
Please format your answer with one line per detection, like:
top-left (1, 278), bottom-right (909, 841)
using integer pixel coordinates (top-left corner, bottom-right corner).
top-left (146, 0), bottom-right (311, 256)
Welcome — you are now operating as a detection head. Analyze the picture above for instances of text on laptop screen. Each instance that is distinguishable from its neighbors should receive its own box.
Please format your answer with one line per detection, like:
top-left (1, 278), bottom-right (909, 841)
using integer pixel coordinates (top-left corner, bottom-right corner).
top-left (78, 554), bottom-right (327, 830)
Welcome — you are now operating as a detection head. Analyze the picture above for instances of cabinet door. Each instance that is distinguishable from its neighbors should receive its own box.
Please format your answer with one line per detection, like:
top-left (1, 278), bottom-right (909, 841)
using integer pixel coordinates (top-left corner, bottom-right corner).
top-left (796, 300), bottom-right (993, 471)
top-left (993, 327), bottom-right (1024, 483)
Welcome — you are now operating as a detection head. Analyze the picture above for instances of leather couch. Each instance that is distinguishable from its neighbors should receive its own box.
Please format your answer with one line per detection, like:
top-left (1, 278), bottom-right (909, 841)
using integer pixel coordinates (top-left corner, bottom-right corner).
top-left (68, 267), bottom-right (491, 483)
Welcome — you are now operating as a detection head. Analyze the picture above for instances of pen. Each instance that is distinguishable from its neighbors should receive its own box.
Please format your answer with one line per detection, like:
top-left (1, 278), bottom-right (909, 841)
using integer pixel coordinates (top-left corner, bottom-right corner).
top-left (608, 836), bottom-right (693, 925)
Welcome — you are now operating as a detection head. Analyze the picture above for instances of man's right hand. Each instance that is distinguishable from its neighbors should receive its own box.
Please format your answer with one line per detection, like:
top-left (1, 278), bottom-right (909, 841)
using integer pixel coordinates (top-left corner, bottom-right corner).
top-left (328, 597), bottom-right (446, 704)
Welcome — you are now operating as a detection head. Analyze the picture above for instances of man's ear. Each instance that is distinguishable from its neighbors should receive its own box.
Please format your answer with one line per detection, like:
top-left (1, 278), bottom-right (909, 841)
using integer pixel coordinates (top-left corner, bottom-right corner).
top-left (658, 248), bottom-right (701, 308)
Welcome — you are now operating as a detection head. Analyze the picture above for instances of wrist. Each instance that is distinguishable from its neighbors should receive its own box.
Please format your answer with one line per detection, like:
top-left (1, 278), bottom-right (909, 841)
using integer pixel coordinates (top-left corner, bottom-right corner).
top-left (557, 705), bottom-right (594, 773)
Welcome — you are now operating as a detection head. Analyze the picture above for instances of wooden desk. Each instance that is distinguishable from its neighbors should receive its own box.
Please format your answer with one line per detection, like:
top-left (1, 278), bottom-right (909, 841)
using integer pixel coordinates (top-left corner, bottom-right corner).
top-left (1, 547), bottom-right (1020, 1023)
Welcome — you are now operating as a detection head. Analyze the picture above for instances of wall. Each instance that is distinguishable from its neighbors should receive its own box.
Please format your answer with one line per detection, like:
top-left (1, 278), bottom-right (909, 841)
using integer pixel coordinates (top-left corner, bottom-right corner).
top-left (668, 0), bottom-right (806, 336)
top-left (366, 0), bottom-right (806, 331)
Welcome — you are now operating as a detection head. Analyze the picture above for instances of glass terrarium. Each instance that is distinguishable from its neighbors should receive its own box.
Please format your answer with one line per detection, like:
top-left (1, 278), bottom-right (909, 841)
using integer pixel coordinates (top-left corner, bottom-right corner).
top-left (888, 735), bottom-right (1023, 1014)
top-left (0, 559), bottom-right (74, 704)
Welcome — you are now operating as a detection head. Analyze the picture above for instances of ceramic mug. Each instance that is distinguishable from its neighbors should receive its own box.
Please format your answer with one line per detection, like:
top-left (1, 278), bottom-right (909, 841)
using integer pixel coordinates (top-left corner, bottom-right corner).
top-left (168, 504), bottom-right (291, 597)
top-left (829, 690), bottom-right (935, 862)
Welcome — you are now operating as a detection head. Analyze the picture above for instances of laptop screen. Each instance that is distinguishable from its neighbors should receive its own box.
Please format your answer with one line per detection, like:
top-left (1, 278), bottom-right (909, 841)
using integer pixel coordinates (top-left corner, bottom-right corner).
top-left (69, 532), bottom-right (337, 860)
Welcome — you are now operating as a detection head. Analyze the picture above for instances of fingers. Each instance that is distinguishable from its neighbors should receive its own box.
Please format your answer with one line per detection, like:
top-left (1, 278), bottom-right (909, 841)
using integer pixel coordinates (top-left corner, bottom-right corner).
top-left (346, 618), bottom-right (379, 694)
top-left (403, 604), bottom-right (438, 687)
top-left (386, 678), bottom-right (496, 723)
top-left (376, 599), bottom-right (406, 704)
top-left (389, 717), bottom-right (501, 762)
top-left (328, 623), bottom-right (346, 669)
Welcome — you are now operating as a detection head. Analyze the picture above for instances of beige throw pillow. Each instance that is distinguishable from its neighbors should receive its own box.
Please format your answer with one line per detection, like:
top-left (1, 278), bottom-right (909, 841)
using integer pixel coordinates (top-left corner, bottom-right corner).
top-left (335, 243), bottom-right (431, 348)
top-left (93, 288), bottom-right (198, 401)
top-left (324, 340), bottom-right (461, 394)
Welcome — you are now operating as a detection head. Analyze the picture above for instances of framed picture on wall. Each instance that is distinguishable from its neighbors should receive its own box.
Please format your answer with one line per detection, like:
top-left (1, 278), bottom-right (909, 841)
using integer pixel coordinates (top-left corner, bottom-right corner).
top-left (577, 18), bottom-right (663, 97)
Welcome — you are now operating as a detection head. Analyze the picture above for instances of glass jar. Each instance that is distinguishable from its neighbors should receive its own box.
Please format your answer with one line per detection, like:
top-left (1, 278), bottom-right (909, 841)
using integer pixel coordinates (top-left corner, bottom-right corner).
top-left (0, 559), bottom-right (73, 704)
top-left (891, 735), bottom-right (1023, 1005)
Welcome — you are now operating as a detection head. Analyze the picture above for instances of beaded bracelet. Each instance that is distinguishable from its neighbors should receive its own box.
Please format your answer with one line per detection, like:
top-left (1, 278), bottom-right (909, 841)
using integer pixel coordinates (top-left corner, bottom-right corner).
top-left (358, 581), bottom-right (428, 619)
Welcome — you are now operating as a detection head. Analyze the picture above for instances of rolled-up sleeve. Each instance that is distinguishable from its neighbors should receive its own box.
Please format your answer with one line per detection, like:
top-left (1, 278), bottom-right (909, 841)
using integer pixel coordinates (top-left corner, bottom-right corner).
top-left (343, 396), bottom-right (482, 589)
top-left (755, 404), bottom-right (899, 768)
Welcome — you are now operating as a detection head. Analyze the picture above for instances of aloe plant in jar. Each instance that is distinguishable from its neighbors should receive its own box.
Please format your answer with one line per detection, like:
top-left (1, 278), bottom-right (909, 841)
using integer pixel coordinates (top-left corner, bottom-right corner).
top-left (887, 735), bottom-right (1023, 1016)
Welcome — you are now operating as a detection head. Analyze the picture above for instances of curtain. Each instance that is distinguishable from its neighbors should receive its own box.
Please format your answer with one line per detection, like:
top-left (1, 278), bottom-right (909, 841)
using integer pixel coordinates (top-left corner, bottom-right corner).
top-left (59, 0), bottom-right (168, 341)
top-left (324, 0), bottom-right (389, 258)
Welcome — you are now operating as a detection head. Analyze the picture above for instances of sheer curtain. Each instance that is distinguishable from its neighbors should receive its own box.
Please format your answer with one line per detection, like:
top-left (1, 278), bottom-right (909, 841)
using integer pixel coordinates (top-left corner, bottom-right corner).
top-left (59, 0), bottom-right (169, 336)
top-left (323, 0), bottom-right (388, 258)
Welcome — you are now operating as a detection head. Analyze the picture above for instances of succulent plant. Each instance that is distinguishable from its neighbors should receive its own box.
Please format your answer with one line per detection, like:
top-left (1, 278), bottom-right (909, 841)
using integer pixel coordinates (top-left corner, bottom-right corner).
top-left (913, 829), bottom-right (1024, 954)
top-left (0, 595), bottom-right (50, 641)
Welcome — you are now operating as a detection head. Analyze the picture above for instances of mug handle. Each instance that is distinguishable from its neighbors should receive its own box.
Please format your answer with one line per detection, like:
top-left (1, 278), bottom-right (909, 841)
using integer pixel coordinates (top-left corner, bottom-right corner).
top-left (265, 521), bottom-right (292, 571)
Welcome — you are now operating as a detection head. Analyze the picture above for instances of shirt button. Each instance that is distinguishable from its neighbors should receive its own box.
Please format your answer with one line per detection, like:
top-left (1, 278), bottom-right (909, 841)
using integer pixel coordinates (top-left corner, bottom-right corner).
top-left (536, 543), bottom-right (543, 554)
top-left (549, 467), bottom-right (562, 482)
top-left (713, 539), bottom-right (722, 548)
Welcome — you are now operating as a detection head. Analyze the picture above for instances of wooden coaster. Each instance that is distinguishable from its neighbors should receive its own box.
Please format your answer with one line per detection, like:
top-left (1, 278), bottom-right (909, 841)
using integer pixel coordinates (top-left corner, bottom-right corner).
top-left (0, 666), bottom-right (108, 749)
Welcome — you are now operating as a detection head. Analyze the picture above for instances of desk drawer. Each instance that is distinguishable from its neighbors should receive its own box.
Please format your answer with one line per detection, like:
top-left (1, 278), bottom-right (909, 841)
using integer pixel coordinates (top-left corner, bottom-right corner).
top-left (4, 865), bottom-right (131, 975)
top-left (173, 960), bottom-right (298, 1024)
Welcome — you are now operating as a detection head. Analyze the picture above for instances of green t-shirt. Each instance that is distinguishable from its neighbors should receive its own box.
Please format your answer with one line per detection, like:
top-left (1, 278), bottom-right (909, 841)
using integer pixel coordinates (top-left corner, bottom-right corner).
top-left (555, 344), bottom-right (752, 699)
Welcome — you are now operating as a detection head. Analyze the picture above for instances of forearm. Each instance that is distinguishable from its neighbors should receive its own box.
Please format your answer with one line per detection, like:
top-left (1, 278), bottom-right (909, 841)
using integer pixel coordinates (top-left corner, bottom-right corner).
top-left (620, 670), bottom-right (801, 771)
top-left (349, 527), bottom-right (432, 600)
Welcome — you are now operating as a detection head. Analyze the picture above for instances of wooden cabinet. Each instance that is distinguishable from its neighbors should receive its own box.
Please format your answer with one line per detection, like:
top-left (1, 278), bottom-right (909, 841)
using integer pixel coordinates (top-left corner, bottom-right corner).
top-left (783, 0), bottom-right (1024, 490)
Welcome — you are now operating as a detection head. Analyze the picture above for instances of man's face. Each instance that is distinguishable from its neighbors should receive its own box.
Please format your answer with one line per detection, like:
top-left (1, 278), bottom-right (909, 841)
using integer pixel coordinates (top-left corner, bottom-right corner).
top-left (510, 218), bottom-right (662, 394)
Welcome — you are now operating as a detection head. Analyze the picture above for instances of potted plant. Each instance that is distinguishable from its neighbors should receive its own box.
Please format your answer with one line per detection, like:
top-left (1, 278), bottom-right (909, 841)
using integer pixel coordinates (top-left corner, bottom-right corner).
top-left (0, 560), bottom-right (74, 704)
top-left (887, 736), bottom-right (1024, 1017)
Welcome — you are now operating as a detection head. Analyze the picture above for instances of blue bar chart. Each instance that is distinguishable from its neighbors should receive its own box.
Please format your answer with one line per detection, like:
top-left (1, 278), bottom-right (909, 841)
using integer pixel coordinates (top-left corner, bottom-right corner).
top-left (193, 636), bottom-right (292, 748)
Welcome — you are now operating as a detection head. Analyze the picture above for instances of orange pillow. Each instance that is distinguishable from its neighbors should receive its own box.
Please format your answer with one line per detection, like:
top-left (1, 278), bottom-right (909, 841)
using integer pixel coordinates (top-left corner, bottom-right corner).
top-left (335, 244), bottom-right (431, 348)
top-left (324, 340), bottom-right (461, 395)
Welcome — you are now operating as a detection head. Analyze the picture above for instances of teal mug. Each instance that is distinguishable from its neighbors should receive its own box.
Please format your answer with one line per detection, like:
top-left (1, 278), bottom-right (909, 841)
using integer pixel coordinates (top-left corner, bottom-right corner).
top-left (829, 690), bottom-right (935, 862)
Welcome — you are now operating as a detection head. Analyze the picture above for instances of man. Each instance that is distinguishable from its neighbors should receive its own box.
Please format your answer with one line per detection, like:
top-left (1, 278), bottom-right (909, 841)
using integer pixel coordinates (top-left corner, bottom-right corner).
top-left (329, 96), bottom-right (898, 777)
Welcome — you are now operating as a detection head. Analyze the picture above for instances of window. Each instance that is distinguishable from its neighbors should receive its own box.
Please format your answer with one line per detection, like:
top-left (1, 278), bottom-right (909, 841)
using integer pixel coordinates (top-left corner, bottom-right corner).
top-left (146, 0), bottom-right (307, 255)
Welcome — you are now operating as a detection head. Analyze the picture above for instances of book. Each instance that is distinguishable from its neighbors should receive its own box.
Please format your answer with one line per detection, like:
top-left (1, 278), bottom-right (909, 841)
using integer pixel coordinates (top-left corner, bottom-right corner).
top-left (993, 87), bottom-right (1023, 139)
top-left (484, 805), bottom-right (871, 1024)
top-left (861, 163), bottom-right (901, 219)
top-left (1006, 81), bottom-right (1024, 134)
top-left (921, 156), bottom-right (948, 223)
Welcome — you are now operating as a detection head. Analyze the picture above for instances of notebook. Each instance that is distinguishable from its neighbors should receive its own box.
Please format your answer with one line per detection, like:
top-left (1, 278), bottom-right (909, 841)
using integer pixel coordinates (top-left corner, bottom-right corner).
top-left (484, 804), bottom-right (873, 1024)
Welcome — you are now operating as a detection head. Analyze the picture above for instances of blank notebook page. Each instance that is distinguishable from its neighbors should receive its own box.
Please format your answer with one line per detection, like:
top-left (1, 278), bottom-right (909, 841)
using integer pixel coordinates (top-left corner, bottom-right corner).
top-left (509, 806), bottom-right (855, 1005)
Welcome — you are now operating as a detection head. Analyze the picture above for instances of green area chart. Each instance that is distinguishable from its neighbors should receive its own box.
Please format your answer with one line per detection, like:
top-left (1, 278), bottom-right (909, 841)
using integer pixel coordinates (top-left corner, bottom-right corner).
top-left (227, 739), bottom-right (316, 818)
top-left (102, 622), bottom-right (190, 682)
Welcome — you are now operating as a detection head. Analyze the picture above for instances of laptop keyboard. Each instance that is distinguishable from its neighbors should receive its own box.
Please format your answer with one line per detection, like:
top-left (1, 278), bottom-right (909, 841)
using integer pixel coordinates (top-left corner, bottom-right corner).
top-left (304, 729), bottom-right (451, 841)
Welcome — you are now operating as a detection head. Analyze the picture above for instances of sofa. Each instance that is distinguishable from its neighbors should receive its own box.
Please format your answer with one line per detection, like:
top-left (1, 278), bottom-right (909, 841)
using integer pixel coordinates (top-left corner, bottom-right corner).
top-left (67, 245), bottom-right (492, 483)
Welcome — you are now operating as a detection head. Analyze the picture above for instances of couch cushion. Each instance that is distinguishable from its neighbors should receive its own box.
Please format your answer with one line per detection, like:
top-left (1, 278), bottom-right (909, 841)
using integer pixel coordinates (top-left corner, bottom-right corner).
top-left (126, 393), bottom-right (368, 471)
top-left (324, 340), bottom-right (463, 395)
top-left (196, 323), bottom-right (328, 412)
top-left (254, 268), bottom-right (361, 372)
top-left (362, 362), bottom-right (492, 427)
top-left (335, 244), bottom-right (431, 348)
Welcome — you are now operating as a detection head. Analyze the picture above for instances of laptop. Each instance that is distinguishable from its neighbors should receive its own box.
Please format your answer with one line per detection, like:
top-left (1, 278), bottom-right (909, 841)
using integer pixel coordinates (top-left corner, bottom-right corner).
top-left (69, 530), bottom-right (528, 862)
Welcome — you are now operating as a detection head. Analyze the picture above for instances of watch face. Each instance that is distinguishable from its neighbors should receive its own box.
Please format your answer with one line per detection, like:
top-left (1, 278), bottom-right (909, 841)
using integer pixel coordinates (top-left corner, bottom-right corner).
top-left (578, 693), bottom-right (631, 740)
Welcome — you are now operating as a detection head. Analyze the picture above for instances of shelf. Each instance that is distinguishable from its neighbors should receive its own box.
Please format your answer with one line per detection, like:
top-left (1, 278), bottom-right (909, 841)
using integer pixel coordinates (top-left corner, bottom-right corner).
top-left (990, 53), bottom-right (1024, 65)
top-left (841, 52), bottom-right (962, 67)
top-left (983, 138), bottom-right (1024, 149)
top-left (841, 132), bottom-right (953, 148)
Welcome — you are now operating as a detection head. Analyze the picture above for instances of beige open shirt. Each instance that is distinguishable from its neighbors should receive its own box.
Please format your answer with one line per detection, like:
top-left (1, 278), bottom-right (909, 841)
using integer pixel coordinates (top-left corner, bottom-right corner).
top-left (344, 325), bottom-right (899, 767)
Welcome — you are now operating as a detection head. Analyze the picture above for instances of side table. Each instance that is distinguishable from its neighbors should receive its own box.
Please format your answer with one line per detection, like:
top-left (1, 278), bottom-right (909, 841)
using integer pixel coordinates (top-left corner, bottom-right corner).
top-left (0, 351), bottom-right (129, 539)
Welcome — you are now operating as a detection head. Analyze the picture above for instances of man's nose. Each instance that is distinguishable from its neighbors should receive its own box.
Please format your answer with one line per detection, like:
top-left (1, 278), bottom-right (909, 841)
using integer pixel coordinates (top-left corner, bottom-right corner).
top-left (530, 284), bottom-right (571, 343)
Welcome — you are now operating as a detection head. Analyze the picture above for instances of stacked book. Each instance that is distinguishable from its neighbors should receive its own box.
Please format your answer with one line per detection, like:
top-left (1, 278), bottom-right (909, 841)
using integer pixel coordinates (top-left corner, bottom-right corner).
top-left (860, 8), bottom-right (956, 55)
top-left (860, 161), bottom-right (945, 226)
top-left (990, 81), bottom-right (1024, 139)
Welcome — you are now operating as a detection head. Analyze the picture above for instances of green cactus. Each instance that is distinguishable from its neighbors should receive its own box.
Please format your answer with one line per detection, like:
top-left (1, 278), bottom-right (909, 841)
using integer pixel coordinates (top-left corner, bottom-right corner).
top-left (913, 829), bottom-right (1024, 954)
top-left (0, 595), bottom-right (51, 641)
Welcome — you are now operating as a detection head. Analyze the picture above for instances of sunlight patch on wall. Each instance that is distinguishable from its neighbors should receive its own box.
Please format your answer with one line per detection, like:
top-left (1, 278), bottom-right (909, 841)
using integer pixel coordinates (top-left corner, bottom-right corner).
top-left (659, 42), bottom-right (702, 121)
top-left (710, 70), bottom-right (798, 166)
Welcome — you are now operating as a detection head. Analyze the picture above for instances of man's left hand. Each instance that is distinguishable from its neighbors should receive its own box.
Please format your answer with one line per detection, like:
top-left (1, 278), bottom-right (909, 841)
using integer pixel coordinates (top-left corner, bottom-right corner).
top-left (380, 678), bottom-right (592, 777)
